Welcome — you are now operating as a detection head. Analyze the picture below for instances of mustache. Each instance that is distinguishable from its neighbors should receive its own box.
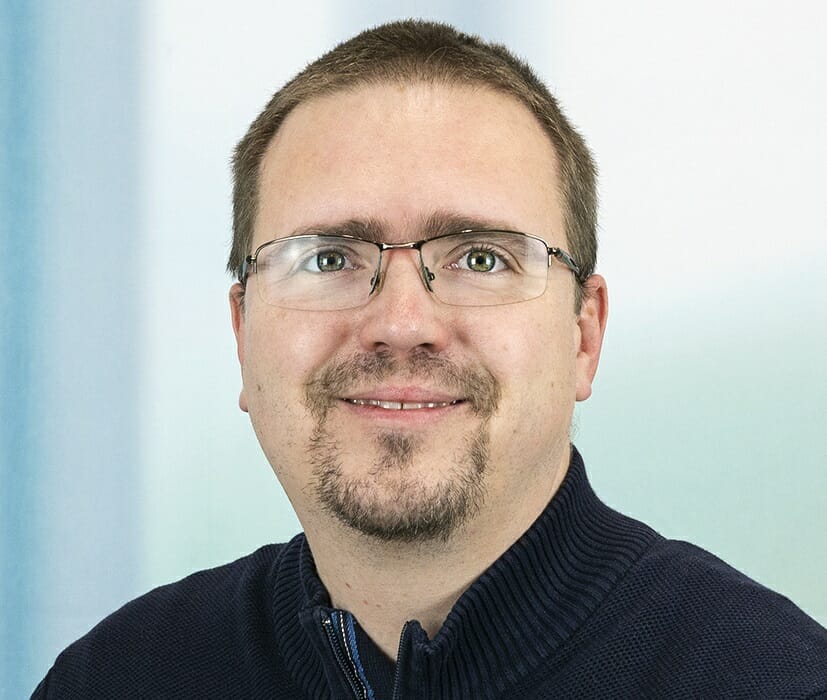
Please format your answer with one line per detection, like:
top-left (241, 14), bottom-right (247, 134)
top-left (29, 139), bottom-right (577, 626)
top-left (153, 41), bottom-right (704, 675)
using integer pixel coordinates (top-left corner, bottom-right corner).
top-left (303, 349), bottom-right (501, 420)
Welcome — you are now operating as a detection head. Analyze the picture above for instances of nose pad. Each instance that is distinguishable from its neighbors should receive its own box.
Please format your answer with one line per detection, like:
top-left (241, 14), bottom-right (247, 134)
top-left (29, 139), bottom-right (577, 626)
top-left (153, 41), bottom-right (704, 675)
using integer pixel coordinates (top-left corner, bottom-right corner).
top-left (367, 250), bottom-right (385, 297)
top-left (369, 270), bottom-right (382, 296)
top-left (367, 250), bottom-right (436, 299)
top-left (421, 264), bottom-right (435, 292)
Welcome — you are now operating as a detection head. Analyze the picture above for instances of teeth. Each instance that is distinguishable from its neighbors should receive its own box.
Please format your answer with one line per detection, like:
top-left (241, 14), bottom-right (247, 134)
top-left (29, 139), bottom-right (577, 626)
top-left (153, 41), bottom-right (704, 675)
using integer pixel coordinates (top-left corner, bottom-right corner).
top-left (346, 398), bottom-right (460, 410)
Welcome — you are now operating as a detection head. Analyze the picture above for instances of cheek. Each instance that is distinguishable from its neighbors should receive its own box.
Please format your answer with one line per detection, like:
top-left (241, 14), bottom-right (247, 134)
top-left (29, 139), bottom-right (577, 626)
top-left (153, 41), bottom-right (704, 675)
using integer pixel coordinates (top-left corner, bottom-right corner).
top-left (480, 311), bottom-right (577, 436)
top-left (482, 311), bottom-right (572, 385)
top-left (241, 310), bottom-right (352, 487)
top-left (242, 309), bottom-right (349, 412)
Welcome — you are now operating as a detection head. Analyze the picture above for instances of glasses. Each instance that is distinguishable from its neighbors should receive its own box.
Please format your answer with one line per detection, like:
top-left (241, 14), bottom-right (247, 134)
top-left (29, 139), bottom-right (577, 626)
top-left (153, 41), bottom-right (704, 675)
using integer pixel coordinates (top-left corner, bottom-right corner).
top-left (240, 229), bottom-right (580, 311)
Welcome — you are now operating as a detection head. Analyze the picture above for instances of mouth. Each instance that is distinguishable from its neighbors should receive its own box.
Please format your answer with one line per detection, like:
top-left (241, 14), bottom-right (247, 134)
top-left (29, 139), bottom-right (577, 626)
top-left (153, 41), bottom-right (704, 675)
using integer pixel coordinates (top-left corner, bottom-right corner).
top-left (343, 398), bottom-right (465, 410)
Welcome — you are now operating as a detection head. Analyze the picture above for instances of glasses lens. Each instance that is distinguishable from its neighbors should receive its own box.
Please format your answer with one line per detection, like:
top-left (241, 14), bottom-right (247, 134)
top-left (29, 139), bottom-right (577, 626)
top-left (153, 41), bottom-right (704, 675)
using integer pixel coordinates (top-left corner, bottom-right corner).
top-left (422, 231), bottom-right (549, 306)
top-left (253, 236), bottom-right (380, 310)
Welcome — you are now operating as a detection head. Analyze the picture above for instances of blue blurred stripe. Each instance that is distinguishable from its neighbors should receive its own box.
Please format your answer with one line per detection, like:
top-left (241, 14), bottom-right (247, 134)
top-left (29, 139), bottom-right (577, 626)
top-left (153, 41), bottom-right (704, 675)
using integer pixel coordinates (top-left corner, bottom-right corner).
top-left (1, 1), bottom-right (42, 695)
top-left (2, 2), bottom-right (142, 695)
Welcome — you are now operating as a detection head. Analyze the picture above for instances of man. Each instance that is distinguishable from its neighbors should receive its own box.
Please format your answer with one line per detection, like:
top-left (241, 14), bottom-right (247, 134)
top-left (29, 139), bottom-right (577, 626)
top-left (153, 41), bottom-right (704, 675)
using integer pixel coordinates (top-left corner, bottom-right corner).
top-left (35, 20), bottom-right (826, 699)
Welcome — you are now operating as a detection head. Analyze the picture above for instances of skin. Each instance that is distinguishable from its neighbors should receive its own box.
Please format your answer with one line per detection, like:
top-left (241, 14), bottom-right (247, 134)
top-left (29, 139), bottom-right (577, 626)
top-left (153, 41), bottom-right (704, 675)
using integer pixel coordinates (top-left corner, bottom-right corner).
top-left (230, 82), bottom-right (608, 659)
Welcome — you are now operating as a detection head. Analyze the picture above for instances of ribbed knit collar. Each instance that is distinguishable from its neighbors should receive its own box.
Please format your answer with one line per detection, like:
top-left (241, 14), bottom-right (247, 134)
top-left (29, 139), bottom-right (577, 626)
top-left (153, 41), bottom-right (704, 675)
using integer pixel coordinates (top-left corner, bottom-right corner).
top-left (271, 446), bottom-right (658, 699)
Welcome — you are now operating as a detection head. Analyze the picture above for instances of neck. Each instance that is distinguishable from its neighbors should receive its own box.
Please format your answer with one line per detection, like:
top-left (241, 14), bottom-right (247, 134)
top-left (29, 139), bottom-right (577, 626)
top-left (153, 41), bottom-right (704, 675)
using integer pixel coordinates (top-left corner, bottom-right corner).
top-left (302, 447), bottom-right (571, 659)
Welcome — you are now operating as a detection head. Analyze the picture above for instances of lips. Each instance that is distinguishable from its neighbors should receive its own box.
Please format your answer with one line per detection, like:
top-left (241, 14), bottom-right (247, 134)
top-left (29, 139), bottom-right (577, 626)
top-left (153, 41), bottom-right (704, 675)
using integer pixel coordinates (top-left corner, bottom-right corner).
top-left (343, 398), bottom-right (463, 410)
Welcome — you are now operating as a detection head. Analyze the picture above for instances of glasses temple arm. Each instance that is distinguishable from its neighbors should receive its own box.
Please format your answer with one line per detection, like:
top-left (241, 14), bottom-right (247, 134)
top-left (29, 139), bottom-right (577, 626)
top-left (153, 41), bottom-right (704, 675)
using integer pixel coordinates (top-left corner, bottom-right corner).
top-left (548, 247), bottom-right (581, 279)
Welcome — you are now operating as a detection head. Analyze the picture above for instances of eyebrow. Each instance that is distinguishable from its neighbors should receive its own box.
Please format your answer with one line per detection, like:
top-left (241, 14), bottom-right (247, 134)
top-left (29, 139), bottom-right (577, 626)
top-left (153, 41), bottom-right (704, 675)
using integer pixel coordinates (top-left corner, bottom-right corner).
top-left (290, 219), bottom-right (386, 242)
top-left (422, 211), bottom-right (518, 238)
top-left (289, 210), bottom-right (519, 243)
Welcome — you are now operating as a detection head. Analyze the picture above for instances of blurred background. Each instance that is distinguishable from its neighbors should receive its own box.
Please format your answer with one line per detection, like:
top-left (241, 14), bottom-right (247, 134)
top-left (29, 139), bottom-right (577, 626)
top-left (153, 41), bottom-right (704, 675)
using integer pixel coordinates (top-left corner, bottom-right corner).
top-left (2, 0), bottom-right (825, 695)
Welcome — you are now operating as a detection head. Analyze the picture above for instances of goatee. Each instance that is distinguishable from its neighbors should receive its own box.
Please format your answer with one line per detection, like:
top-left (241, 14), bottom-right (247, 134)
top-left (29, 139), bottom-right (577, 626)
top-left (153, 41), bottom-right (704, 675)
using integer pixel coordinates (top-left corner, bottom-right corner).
top-left (304, 350), bottom-right (500, 543)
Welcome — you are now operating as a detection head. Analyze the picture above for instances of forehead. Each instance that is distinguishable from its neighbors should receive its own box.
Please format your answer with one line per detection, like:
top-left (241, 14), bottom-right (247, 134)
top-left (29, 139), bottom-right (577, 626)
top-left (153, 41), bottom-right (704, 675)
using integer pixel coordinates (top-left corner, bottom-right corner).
top-left (254, 82), bottom-right (563, 246)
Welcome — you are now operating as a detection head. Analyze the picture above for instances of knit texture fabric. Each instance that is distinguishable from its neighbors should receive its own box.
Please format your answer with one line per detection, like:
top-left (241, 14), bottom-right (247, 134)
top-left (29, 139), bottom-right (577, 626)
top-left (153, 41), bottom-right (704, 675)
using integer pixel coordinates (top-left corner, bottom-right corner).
top-left (33, 448), bottom-right (827, 699)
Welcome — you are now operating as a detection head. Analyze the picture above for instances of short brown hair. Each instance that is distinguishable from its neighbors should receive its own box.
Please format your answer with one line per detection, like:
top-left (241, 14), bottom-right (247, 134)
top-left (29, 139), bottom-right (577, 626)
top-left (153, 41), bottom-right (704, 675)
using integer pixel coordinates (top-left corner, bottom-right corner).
top-left (230, 20), bottom-right (597, 303)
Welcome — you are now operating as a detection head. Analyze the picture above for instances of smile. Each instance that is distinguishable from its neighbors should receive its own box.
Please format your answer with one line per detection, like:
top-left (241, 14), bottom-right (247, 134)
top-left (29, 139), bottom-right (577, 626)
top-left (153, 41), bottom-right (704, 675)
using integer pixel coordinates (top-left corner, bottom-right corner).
top-left (343, 398), bottom-right (463, 410)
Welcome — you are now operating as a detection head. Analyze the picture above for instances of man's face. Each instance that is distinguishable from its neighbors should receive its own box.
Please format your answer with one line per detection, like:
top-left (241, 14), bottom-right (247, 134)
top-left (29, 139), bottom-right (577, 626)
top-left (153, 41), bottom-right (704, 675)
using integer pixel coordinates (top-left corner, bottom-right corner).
top-left (231, 83), bottom-right (605, 543)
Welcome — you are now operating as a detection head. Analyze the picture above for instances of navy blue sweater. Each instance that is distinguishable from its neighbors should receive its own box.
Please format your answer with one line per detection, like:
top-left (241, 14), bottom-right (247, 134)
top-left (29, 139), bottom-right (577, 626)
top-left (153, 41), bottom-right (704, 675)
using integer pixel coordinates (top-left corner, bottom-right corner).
top-left (34, 449), bottom-right (827, 698)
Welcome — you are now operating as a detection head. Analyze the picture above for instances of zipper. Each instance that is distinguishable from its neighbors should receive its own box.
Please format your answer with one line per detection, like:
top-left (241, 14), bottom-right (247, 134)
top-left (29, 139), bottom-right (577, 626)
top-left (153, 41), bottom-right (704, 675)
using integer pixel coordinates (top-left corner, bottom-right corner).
top-left (391, 621), bottom-right (411, 700)
top-left (322, 612), bottom-right (369, 700)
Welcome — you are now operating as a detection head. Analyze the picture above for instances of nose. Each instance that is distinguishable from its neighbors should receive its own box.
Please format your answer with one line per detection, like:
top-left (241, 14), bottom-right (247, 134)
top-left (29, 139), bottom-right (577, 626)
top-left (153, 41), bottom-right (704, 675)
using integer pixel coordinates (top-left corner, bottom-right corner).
top-left (356, 249), bottom-right (452, 355)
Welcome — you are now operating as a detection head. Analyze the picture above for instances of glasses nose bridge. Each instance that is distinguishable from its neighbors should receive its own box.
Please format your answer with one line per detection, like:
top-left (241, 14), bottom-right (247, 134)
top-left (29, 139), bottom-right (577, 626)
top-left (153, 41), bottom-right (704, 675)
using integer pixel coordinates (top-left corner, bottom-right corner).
top-left (371, 239), bottom-right (434, 297)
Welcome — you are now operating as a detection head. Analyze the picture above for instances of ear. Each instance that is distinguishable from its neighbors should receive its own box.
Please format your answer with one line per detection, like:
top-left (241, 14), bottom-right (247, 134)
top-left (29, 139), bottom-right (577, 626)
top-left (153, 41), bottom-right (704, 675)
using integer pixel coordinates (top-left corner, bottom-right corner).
top-left (574, 274), bottom-right (608, 402)
top-left (229, 283), bottom-right (249, 413)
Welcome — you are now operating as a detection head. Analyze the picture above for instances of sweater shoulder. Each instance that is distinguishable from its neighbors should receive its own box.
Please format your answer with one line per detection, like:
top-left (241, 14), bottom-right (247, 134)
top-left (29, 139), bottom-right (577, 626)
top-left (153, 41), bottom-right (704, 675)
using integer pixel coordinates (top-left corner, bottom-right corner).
top-left (635, 536), bottom-right (825, 633)
top-left (92, 540), bottom-right (291, 632)
top-left (596, 536), bottom-right (827, 695)
top-left (33, 538), bottom-right (303, 699)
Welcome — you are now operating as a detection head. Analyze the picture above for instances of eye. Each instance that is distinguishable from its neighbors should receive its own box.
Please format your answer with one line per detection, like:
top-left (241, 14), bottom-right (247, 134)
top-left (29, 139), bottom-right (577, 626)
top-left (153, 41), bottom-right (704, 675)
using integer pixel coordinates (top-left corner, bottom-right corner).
top-left (300, 247), bottom-right (357, 273)
top-left (316, 250), bottom-right (346, 272)
top-left (451, 245), bottom-right (511, 273)
top-left (465, 250), bottom-right (497, 272)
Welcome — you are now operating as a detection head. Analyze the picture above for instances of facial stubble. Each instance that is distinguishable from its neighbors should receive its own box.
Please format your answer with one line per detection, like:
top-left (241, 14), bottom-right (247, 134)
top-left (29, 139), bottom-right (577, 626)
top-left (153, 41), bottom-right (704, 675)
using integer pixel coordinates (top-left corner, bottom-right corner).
top-left (304, 351), bottom-right (500, 543)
